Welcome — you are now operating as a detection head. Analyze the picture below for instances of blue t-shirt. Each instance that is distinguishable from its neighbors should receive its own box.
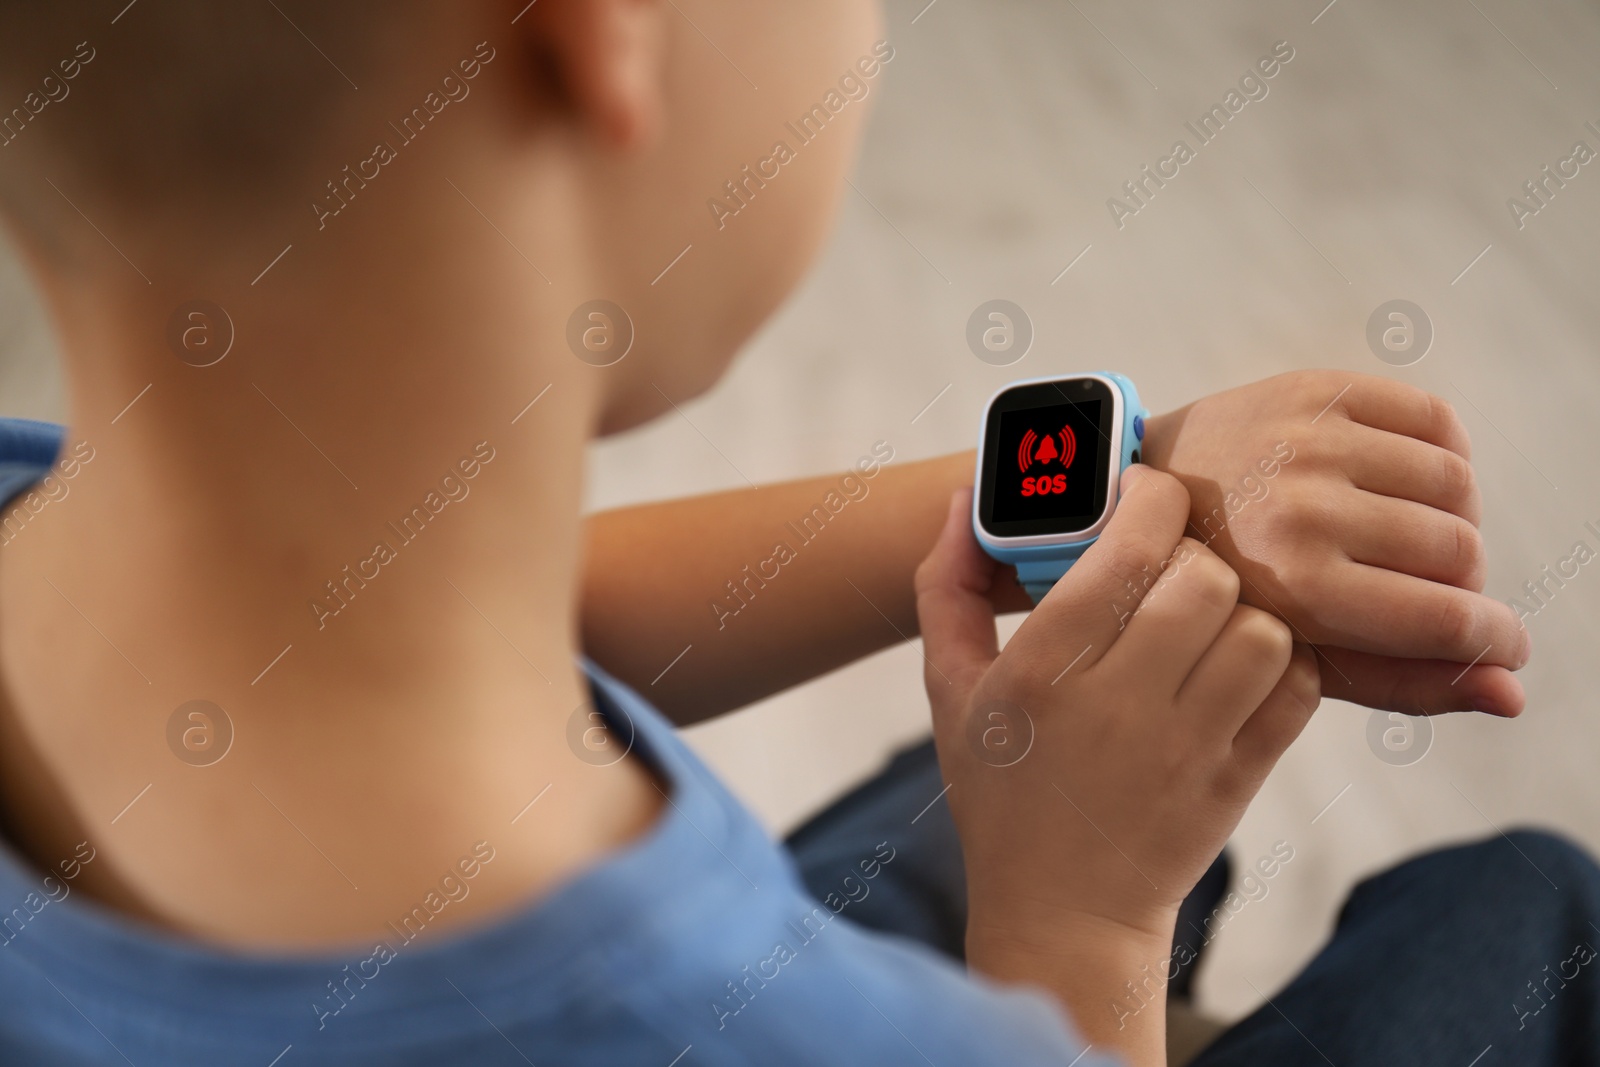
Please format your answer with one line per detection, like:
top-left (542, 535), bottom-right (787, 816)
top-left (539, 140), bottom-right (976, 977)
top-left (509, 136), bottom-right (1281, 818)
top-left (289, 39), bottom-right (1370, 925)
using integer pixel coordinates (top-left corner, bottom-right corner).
top-left (0, 418), bottom-right (1111, 1066)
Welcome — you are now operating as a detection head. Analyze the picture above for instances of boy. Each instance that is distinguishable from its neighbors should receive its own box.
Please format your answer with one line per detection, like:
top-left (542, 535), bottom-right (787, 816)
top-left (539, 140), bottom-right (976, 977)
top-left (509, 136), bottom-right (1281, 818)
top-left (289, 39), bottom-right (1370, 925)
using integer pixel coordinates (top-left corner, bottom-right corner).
top-left (0, 1), bottom-right (1589, 1065)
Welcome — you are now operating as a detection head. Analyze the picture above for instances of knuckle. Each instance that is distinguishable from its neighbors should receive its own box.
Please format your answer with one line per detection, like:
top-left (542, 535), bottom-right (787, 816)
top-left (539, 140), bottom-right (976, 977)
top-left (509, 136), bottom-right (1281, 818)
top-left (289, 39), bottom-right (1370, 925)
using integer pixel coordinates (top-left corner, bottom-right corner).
top-left (1436, 450), bottom-right (1476, 508)
top-left (1098, 536), bottom-right (1165, 594)
top-left (1272, 555), bottom-right (1307, 597)
top-left (1272, 560), bottom-right (1335, 643)
top-left (989, 645), bottom-right (1058, 700)
top-left (1234, 605), bottom-right (1294, 662)
top-left (998, 672), bottom-right (1045, 708)
top-left (1281, 486), bottom-right (1335, 537)
top-left (1003, 653), bottom-right (1056, 699)
top-left (1176, 544), bottom-right (1240, 612)
top-left (1433, 593), bottom-right (1479, 653)
top-left (1425, 392), bottom-right (1471, 457)
top-left (912, 557), bottom-right (951, 602)
top-left (1446, 518), bottom-right (1488, 589)
top-left (1286, 649), bottom-right (1323, 713)
top-left (1171, 535), bottom-right (1209, 564)
top-left (1298, 368), bottom-right (1343, 398)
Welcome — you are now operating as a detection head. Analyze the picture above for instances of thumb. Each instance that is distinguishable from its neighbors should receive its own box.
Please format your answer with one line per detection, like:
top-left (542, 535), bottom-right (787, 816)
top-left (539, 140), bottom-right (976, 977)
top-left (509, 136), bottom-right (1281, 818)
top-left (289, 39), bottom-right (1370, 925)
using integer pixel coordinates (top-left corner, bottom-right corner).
top-left (914, 487), bottom-right (1002, 713)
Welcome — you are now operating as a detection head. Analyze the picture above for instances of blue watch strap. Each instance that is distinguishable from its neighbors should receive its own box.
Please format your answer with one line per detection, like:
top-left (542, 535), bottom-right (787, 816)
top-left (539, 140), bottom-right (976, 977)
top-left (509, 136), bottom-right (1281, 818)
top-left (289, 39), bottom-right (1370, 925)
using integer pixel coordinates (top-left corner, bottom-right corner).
top-left (1014, 548), bottom-right (1085, 604)
top-left (1015, 562), bottom-right (1065, 605)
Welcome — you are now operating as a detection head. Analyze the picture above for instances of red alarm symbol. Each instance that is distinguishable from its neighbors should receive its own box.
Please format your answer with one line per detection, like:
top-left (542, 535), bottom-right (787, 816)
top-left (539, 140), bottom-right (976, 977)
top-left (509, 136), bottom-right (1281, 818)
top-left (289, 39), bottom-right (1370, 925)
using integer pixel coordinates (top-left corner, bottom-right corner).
top-left (1016, 425), bottom-right (1076, 473)
top-left (1018, 424), bottom-right (1077, 498)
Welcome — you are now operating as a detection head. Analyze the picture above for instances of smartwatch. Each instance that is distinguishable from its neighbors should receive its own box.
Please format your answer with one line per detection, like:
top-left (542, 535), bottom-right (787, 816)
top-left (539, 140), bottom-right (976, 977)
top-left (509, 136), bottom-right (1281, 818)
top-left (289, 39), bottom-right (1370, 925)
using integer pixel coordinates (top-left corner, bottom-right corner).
top-left (972, 373), bottom-right (1149, 603)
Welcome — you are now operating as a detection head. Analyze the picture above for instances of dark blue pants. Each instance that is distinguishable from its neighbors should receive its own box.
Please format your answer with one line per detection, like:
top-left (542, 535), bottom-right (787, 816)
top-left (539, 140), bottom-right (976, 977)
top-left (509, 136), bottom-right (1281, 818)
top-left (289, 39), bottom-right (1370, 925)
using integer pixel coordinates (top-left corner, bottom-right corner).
top-left (787, 738), bottom-right (1600, 1065)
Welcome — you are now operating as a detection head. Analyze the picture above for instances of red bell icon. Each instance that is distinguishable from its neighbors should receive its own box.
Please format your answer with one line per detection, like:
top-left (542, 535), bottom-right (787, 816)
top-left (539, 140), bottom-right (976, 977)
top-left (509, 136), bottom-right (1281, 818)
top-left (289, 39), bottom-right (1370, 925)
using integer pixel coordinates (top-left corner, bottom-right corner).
top-left (1016, 425), bottom-right (1077, 473)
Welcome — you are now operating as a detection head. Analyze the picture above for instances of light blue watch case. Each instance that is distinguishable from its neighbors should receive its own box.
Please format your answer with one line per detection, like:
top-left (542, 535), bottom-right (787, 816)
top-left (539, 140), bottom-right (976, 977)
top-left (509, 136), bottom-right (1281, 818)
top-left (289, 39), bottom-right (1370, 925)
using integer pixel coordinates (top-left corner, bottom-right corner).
top-left (970, 372), bottom-right (1148, 603)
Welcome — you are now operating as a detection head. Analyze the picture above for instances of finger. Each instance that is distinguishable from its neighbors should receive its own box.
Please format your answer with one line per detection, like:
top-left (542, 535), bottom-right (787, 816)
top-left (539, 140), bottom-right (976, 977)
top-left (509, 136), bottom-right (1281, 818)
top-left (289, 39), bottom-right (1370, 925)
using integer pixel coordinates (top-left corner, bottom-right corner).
top-left (1339, 424), bottom-right (1481, 524)
top-left (1287, 563), bottom-right (1528, 670)
top-left (1333, 378), bottom-right (1472, 459)
top-left (1102, 538), bottom-right (1243, 696)
top-left (1175, 604), bottom-right (1294, 736)
top-left (1005, 465), bottom-right (1190, 675)
top-left (914, 487), bottom-right (1002, 709)
top-left (1231, 642), bottom-right (1321, 773)
top-left (1333, 492), bottom-right (1486, 590)
top-left (1314, 647), bottom-right (1526, 718)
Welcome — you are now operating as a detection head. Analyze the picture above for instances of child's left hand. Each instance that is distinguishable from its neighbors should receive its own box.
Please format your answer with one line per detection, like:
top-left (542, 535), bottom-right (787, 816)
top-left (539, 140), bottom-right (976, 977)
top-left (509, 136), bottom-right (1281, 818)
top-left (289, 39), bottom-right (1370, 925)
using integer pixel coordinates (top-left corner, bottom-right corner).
top-left (1139, 370), bottom-right (1528, 717)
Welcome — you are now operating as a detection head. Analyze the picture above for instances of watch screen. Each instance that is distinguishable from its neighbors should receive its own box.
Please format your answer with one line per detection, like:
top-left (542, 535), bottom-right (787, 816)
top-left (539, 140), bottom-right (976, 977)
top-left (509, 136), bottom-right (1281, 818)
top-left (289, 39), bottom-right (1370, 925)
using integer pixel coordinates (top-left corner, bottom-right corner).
top-left (978, 378), bottom-right (1116, 539)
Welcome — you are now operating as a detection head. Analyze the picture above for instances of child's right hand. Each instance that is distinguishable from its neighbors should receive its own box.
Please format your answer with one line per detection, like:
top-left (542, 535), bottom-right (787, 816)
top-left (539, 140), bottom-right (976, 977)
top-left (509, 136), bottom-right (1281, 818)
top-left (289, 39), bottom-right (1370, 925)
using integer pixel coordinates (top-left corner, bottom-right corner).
top-left (914, 468), bottom-right (1320, 1060)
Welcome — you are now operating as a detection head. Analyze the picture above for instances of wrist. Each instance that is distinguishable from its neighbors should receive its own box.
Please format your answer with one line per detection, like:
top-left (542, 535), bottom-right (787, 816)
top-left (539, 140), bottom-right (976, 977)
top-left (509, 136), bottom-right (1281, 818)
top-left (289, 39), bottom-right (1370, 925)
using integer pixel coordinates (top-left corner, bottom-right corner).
top-left (967, 907), bottom-right (1178, 1064)
top-left (1136, 406), bottom-right (1183, 474)
top-left (967, 901), bottom-right (1179, 971)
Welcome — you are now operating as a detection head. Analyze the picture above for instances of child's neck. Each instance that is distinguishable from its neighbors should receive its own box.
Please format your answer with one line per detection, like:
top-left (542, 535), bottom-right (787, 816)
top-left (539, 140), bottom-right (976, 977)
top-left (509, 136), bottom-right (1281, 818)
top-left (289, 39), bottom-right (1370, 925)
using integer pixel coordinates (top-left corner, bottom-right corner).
top-left (0, 232), bottom-right (665, 949)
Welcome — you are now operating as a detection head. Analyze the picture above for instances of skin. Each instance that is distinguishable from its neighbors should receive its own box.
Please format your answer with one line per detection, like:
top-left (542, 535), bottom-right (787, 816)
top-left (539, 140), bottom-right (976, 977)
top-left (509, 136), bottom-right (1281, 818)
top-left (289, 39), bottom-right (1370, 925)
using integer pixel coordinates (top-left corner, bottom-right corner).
top-left (586, 371), bottom-right (1528, 724)
top-left (917, 470), bottom-right (1322, 1063)
top-left (0, 0), bottom-right (885, 948)
top-left (0, 0), bottom-right (1527, 1060)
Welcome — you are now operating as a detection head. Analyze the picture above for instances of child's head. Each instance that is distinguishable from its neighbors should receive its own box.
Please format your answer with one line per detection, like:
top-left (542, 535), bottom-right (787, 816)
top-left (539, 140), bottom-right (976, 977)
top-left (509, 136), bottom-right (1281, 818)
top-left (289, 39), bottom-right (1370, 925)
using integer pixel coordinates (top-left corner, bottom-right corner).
top-left (0, 0), bottom-right (883, 432)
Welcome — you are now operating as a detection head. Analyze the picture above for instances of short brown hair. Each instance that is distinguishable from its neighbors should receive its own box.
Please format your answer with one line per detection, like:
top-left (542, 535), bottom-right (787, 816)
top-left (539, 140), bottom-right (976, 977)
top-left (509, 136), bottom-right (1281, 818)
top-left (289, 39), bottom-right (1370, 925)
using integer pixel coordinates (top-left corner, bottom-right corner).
top-left (0, 0), bottom-right (426, 260)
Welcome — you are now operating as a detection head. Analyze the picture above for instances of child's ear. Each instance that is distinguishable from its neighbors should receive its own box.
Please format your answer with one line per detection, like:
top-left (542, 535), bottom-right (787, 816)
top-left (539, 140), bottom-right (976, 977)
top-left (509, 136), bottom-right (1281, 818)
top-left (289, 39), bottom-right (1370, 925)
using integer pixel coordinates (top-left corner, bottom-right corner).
top-left (517, 0), bottom-right (667, 150)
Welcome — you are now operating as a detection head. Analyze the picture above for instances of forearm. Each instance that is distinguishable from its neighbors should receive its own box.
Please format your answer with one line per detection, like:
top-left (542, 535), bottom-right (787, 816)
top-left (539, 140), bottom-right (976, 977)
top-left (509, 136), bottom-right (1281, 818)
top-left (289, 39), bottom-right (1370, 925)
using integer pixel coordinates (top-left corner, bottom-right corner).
top-left (579, 419), bottom-right (1194, 724)
top-left (581, 449), bottom-right (989, 724)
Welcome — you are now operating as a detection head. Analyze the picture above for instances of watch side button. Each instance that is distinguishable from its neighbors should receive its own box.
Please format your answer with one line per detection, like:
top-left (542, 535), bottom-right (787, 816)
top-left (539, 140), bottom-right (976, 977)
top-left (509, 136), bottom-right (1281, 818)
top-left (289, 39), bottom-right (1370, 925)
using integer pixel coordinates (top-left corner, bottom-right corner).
top-left (1133, 415), bottom-right (1145, 441)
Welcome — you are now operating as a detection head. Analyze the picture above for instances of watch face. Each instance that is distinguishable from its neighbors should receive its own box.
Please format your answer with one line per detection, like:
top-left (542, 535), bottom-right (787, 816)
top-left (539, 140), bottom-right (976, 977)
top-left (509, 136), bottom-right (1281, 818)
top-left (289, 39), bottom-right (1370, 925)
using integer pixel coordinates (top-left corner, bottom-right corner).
top-left (978, 377), bottom-right (1117, 540)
